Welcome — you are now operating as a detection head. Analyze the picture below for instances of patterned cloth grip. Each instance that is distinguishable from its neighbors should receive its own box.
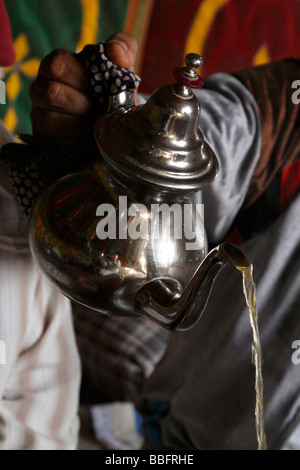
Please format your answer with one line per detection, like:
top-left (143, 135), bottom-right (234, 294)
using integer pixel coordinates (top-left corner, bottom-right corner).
top-left (77, 42), bottom-right (141, 112)
top-left (0, 42), bottom-right (141, 214)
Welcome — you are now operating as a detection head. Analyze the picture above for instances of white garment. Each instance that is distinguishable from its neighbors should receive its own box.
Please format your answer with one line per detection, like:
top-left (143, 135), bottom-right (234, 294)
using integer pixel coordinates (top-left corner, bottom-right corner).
top-left (0, 122), bottom-right (81, 450)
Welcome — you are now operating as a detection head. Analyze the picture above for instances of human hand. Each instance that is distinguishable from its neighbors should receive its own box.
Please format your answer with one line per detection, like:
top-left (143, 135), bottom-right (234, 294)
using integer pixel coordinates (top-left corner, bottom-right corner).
top-left (30, 32), bottom-right (139, 148)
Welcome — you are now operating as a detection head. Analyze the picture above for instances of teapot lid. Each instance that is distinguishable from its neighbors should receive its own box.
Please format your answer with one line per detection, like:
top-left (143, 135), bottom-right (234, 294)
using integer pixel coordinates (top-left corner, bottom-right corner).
top-left (95, 54), bottom-right (219, 192)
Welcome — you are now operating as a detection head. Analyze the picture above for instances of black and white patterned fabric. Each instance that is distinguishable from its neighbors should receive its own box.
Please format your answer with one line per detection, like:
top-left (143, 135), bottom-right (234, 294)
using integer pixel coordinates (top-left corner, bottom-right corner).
top-left (0, 134), bottom-right (97, 215)
top-left (0, 42), bottom-right (141, 214)
top-left (77, 42), bottom-right (141, 113)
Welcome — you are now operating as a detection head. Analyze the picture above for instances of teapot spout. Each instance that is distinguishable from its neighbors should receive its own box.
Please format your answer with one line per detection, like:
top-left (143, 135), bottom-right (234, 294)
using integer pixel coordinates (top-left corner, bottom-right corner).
top-left (134, 242), bottom-right (251, 331)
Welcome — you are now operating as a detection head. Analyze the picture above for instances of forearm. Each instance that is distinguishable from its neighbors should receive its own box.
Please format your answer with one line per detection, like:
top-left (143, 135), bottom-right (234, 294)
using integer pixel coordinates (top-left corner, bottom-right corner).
top-left (231, 58), bottom-right (300, 209)
top-left (0, 166), bottom-right (29, 252)
top-left (0, 123), bottom-right (29, 251)
top-left (192, 58), bottom-right (300, 243)
top-left (193, 73), bottom-right (262, 243)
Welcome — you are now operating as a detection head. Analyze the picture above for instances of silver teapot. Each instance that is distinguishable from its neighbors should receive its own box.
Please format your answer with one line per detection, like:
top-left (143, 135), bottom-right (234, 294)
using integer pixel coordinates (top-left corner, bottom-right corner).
top-left (29, 53), bottom-right (250, 330)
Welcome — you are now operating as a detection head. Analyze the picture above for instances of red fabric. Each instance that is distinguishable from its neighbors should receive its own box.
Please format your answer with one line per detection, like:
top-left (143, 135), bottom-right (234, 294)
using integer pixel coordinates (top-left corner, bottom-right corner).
top-left (140, 0), bottom-right (300, 95)
top-left (140, 0), bottom-right (200, 94)
top-left (281, 161), bottom-right (300, 213)
top-left (224, 225), bottom-right (244, 247)
top-left (0, 0), bottom-right (15, 66)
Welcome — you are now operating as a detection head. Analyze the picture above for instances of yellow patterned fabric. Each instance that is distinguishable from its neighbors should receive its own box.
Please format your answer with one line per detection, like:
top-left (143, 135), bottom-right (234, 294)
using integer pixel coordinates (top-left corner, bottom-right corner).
top-left (0, 0), bottom-right (154, 135)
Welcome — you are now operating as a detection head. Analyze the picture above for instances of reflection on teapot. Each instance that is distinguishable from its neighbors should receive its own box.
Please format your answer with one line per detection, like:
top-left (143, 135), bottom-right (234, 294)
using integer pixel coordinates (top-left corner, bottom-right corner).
top-left (29, 53), bottom-right (250, 330)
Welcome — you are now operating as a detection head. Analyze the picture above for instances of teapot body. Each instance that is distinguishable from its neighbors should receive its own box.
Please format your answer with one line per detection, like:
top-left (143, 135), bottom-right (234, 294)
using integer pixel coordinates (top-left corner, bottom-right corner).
top-left (29, 158), bottom-right (208, 317)
top-left (28, 52), bottom-right (224, 328)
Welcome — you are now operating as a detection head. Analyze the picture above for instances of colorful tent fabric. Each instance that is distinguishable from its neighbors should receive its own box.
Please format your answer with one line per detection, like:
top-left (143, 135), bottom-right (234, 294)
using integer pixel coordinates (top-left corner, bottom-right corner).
top-left (0, 0), bottom-right (15, 66)
top-left (140, 0), bottom-right (300, 94)
top-left (0, 0), bottom-right (299, 135)
top-left (0, 0), bottom-right (153, 135)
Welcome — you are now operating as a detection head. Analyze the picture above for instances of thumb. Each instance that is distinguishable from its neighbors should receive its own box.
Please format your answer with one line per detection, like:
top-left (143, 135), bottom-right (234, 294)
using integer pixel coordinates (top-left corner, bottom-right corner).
top-left (105, 32), bottom-right (138, 70)
top-left (105, 32), bottom-right (140, 104)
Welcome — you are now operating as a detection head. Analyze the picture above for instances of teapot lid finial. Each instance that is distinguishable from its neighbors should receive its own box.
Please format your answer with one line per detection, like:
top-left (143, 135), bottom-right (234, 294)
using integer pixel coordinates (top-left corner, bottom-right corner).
top-left (172, 53), bottom-right (204, 89)
top-left (95, 53), bottom-right (219, 192)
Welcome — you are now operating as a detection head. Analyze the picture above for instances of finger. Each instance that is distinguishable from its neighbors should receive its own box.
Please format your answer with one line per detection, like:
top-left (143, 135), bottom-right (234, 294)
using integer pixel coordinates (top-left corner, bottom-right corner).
top-left (38, 48), bottom-right (90, 92)
top-left (105, 32), bottom-right (138, 70)
top-left (31, 107), bottom-right (94, 139)
top-left (105, 32), bottom-right (140, 104)
top-left (30, 76), bottom-right (95, 115)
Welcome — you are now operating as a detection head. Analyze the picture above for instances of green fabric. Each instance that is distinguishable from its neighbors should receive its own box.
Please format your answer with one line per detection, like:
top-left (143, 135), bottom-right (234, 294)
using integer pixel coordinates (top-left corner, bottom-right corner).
top-left (0, 0), bottom-right (130, 135)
